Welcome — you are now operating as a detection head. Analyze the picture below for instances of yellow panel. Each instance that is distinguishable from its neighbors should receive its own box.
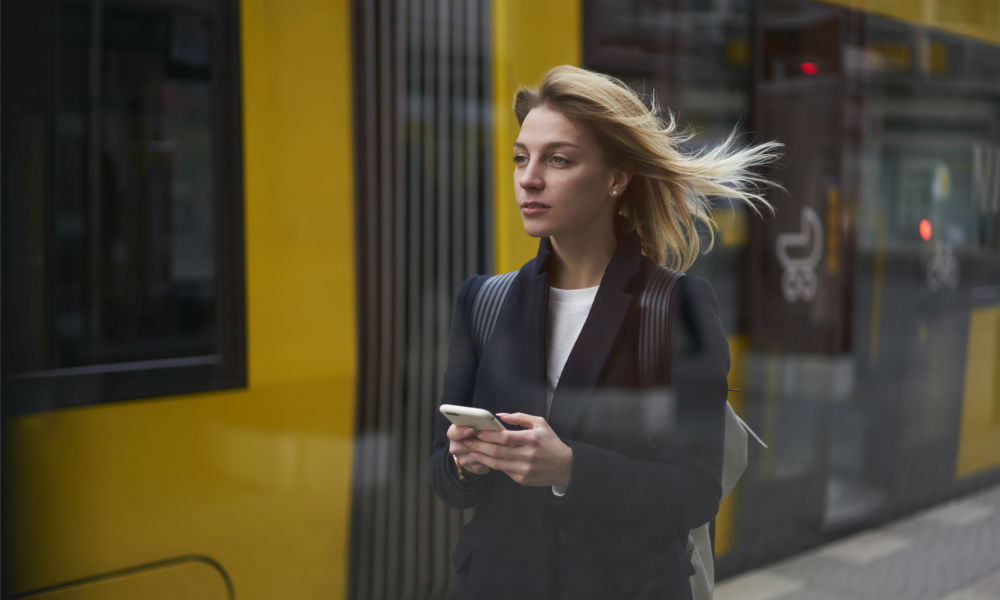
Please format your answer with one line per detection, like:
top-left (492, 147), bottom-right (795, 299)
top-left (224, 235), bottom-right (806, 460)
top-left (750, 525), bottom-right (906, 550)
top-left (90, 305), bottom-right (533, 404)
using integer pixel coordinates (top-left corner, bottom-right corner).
top-left (492, 0), bottom-right (582, 273)
top-left (816, 0), bottom-right (1000, 45)
top-left (714, 208), bottom-right (749, 249)
top-left (2, 1), bottom-right (357, 599)
top-left (242, 0), bottom-right (357, 388)
top-left (955, 305), bottom-right (1000, 478)
top-left (715, 335), bottom-right (747, 556)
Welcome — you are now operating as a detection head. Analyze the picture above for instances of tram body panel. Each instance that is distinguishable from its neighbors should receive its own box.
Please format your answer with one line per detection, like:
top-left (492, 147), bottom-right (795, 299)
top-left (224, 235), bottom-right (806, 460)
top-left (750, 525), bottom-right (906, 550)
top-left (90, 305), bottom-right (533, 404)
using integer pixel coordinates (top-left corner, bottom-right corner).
top-left (3, 0), bottom-right (357, 598)
top-left (956, 305), bottom-right (1000, 479)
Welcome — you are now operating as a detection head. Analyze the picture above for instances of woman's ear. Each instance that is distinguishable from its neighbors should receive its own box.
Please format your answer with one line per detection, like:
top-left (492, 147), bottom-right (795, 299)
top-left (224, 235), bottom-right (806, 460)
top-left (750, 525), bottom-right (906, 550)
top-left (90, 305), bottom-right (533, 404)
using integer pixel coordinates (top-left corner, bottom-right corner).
top-left (612, 167), bottom-right (632, 194)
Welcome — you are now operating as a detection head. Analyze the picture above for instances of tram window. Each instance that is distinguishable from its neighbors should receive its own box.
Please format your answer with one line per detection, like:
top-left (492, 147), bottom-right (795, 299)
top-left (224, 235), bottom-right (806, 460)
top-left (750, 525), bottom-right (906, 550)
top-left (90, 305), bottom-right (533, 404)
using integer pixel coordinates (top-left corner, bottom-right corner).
top-left (1, 0), bottom-right (244, 414)
top-left (857, 24), bottom-right (1000, 255)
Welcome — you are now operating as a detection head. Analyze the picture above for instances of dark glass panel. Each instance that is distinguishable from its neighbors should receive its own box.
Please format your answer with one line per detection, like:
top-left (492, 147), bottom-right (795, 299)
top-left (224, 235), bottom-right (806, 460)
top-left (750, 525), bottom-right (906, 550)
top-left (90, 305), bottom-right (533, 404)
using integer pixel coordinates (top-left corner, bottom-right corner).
top-left (51, 3), bottom-right (217, 368)
top-left (1, 0), bottom-right (243, 414)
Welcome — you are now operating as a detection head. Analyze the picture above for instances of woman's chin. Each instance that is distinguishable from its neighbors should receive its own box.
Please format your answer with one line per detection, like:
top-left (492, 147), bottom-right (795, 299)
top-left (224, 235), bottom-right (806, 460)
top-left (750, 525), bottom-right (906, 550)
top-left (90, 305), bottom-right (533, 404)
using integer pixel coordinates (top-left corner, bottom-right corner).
top-left (520, 221), bottom-right (551, 238)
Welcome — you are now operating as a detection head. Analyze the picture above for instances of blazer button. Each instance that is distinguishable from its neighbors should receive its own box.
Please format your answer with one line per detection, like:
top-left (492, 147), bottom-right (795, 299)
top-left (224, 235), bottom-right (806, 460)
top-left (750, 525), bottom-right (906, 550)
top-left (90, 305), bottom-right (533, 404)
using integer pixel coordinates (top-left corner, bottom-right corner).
top-left (557, 530), bottom-right (567, 545)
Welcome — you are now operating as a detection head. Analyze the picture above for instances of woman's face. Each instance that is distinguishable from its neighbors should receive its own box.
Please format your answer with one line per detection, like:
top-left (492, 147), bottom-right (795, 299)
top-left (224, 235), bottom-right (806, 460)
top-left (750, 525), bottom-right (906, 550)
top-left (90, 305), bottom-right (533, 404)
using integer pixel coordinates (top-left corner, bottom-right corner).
top-left (513, 106), bottom-right (622, 242)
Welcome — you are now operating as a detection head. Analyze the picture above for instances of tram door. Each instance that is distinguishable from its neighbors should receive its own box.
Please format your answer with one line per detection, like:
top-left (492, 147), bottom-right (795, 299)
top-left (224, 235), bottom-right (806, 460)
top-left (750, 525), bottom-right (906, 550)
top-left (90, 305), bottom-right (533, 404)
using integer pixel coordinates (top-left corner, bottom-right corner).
top-left (744, 0), bottom-right (1000, 555)
top-left (740, 0), bottom-right (857, 555)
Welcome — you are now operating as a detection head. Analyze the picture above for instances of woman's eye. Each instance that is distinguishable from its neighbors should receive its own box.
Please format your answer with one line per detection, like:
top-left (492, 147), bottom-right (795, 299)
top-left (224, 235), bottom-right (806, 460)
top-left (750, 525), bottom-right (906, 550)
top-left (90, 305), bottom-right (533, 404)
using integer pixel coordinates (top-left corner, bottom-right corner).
top-left (513, 154), bottom-right (528, 166)
top-left (550, 156), bottom-right (569, 166)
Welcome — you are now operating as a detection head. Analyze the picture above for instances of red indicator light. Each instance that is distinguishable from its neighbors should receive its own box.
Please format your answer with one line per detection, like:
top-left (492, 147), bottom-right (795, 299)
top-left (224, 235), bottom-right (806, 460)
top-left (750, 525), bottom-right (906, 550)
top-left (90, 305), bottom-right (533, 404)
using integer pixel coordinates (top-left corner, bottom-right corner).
top-left (801, 62), bottom-right (818, 75)
top-left (919, 219), bottom-right (932, 241)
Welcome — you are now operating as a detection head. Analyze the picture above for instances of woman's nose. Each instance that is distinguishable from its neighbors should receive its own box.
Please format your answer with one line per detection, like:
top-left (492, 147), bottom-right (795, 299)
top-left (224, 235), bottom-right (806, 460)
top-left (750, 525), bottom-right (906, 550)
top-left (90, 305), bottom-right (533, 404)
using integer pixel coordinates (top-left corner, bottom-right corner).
top-left (518, 161), bottom-right (544, 190)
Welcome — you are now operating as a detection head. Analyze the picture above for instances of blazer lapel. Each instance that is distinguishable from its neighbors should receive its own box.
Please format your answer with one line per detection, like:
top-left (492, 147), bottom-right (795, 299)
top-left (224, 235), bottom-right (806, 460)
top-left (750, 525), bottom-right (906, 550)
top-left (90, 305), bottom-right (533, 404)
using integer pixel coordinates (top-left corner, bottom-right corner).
top-left (548, 233), bottom-right (644, 437)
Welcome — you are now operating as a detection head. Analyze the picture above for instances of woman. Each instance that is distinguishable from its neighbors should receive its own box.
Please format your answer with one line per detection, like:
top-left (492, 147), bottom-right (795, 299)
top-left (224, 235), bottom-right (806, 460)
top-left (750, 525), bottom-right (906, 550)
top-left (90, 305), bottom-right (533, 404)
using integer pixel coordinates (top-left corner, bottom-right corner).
top-left (428, 65), bottom-right (779, 600)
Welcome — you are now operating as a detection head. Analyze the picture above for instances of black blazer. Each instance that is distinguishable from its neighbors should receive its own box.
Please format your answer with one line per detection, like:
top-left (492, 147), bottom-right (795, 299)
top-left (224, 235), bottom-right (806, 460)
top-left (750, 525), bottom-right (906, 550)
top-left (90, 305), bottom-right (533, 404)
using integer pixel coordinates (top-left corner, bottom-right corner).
top-left (428, 232), bottom-right (730, 600)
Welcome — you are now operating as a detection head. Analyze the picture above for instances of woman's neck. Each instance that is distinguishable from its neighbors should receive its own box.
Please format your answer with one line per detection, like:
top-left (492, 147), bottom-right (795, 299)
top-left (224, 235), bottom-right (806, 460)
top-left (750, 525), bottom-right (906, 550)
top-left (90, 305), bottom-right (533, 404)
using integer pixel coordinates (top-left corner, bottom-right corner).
top-left (548, 229), bottom-right (617, 290)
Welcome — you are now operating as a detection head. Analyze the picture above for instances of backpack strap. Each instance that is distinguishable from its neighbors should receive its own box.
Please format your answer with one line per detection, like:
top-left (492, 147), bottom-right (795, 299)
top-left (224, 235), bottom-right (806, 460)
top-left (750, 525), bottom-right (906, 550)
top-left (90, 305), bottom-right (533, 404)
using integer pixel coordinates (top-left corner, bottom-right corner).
top-left (636, 265), bottom-right (764, 497)
top-left (637, 266), bottom-right (684, 387)
top-left (637, 266), bottom-right (736, 600)
top-left (470, 271), bottom-right (518, 357)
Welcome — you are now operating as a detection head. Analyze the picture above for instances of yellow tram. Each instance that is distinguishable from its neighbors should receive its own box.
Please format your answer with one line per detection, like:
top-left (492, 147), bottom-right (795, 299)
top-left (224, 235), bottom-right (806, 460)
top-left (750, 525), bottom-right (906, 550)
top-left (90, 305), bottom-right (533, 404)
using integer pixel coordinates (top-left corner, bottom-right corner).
top-left (2, 1), bottom-right (998, 599)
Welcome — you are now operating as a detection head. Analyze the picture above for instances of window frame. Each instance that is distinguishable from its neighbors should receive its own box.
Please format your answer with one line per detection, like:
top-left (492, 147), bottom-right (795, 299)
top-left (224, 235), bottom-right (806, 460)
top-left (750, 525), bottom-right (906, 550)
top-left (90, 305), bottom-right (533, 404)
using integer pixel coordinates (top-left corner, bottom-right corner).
top-left (1, 0), bottom-right (246, 416)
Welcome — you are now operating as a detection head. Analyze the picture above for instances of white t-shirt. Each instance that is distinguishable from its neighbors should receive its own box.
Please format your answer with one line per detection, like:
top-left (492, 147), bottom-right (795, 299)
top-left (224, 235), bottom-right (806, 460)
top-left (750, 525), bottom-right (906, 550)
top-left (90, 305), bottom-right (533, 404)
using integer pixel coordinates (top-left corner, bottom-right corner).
top-left (546, 285), bottom-right (600, 414)
top-left (546, 284), bottom-right (599, 497)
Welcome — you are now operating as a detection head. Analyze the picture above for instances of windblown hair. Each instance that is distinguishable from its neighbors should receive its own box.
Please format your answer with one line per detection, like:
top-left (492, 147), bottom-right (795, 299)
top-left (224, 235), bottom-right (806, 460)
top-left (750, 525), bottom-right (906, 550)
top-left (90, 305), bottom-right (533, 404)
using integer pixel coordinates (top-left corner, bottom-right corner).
top-left (514, 65), bottom-right (782, 270)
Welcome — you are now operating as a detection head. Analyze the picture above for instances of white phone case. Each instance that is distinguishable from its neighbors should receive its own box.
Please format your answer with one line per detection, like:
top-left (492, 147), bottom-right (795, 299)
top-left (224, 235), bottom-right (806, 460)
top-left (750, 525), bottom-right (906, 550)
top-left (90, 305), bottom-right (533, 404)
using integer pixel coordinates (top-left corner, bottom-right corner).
top-left (439, 404), bottom-right (506, 431)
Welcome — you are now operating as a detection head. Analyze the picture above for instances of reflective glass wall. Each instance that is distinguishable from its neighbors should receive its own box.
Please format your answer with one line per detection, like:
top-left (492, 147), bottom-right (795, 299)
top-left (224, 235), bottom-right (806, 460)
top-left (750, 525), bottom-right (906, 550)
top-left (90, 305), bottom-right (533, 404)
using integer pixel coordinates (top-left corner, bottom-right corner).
top-left (349, 1), bottom-right (493, 598)
top-left (583, 0), bottom-right (1000, 573)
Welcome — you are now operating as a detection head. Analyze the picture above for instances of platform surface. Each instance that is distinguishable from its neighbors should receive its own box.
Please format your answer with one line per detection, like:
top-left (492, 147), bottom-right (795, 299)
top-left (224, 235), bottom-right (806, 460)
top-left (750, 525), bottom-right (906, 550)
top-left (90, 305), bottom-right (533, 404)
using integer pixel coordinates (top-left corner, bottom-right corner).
top-left (717, 483), bottom-right (1000, 600)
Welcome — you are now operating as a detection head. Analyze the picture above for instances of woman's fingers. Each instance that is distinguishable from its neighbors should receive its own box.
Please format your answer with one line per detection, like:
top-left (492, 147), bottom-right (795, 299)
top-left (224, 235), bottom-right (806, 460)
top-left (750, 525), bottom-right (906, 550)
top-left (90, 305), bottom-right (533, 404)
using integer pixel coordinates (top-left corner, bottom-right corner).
top-left (449, 421), bottom-right (494, 474)
top-left (474, 428), bottom-right (522, 446)
top-left (464, 438), bottom-right (523, 460)
top-left (462, 413), bottom-right (573, 487)
top-left (449, 413), bottom-right (572, 486)
top-left (446, 424), bottom-right (477, 441)
top-left (452, 437), bottom-right (492, 458)
top-left (453, 452), bottom-right (490, 475)
top-left (462, 458), bottom-right (491, 475)
top-left (470, 452), bottom-right (521, 477)
top-left (476, 414), bottom-right (547, 446)
top-left (496, 412), bottom-right (543, 429)
top-left (472, 449), bottom-right (564, 487)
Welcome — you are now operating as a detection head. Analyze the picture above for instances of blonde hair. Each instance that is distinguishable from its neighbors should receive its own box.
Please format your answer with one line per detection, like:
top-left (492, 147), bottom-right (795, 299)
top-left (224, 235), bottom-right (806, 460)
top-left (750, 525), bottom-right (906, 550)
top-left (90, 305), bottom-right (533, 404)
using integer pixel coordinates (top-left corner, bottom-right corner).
top-left (514, 65), bottom-right (782, 270)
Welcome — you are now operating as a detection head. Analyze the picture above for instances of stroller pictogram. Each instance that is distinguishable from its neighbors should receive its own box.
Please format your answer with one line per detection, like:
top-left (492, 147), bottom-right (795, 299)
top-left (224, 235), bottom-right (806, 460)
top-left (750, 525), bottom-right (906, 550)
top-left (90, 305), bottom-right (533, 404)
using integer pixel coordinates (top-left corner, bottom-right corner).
top-left (776, 206), bottom-right (823, 302)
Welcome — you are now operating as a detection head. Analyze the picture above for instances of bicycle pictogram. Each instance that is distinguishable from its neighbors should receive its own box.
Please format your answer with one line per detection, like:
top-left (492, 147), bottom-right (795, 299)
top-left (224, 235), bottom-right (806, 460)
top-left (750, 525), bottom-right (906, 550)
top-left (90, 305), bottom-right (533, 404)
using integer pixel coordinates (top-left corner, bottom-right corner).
top-left (927, 243), bottom-right (959, 291)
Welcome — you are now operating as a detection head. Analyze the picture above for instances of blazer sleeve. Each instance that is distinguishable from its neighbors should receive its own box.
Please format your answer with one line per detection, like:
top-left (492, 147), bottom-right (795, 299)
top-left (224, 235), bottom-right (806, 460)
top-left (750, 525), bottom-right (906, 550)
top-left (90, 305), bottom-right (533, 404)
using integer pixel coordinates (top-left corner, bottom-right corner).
top-left (552, 275), bottom-right (729, 531)
top-left (428, 275), bottom-right (496, 508)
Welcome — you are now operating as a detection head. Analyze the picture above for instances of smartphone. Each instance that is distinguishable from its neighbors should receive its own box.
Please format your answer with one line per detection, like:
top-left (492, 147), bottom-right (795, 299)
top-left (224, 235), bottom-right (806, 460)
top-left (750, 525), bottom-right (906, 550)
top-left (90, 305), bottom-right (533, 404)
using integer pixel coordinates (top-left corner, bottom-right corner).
top-left (439, 404), bottom-right (506, 431)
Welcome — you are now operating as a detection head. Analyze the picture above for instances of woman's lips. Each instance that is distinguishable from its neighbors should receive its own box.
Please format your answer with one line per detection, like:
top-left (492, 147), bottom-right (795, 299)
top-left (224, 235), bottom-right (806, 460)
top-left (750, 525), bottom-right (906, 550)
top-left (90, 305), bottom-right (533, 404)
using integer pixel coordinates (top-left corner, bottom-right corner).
top-left (520, 202), bottom-right (549, 216)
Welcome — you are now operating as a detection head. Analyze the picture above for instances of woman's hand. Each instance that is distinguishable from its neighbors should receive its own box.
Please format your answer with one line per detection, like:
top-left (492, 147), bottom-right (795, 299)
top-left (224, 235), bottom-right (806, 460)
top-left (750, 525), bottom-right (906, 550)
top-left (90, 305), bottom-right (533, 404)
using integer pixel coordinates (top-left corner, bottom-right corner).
top-left (464, 413), bottom-right (573, 488)
top-left (447, 425), bottom-right (492, 476)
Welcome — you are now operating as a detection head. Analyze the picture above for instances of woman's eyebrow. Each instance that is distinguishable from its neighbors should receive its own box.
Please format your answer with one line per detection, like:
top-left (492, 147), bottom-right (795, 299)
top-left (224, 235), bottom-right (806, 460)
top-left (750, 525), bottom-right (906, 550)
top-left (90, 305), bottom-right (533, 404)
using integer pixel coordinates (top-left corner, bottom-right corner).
top-left (513, 141), bottom-right (581, 150)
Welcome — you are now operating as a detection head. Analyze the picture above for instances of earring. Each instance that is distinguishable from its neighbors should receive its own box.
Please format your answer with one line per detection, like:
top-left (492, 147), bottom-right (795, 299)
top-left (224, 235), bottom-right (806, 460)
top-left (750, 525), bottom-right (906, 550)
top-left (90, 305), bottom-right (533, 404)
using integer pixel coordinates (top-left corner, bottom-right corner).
top-left (611, 190), bottom-right (618, 197)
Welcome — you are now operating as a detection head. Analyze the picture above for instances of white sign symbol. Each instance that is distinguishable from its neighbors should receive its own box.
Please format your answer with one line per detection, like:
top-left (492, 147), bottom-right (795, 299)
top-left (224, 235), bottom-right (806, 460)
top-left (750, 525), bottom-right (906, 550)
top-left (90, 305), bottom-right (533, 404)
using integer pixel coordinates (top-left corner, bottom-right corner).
top-left (927, 243), bottom-right (959, 291)
top-left (776, 206), bottom-right (823, 302)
